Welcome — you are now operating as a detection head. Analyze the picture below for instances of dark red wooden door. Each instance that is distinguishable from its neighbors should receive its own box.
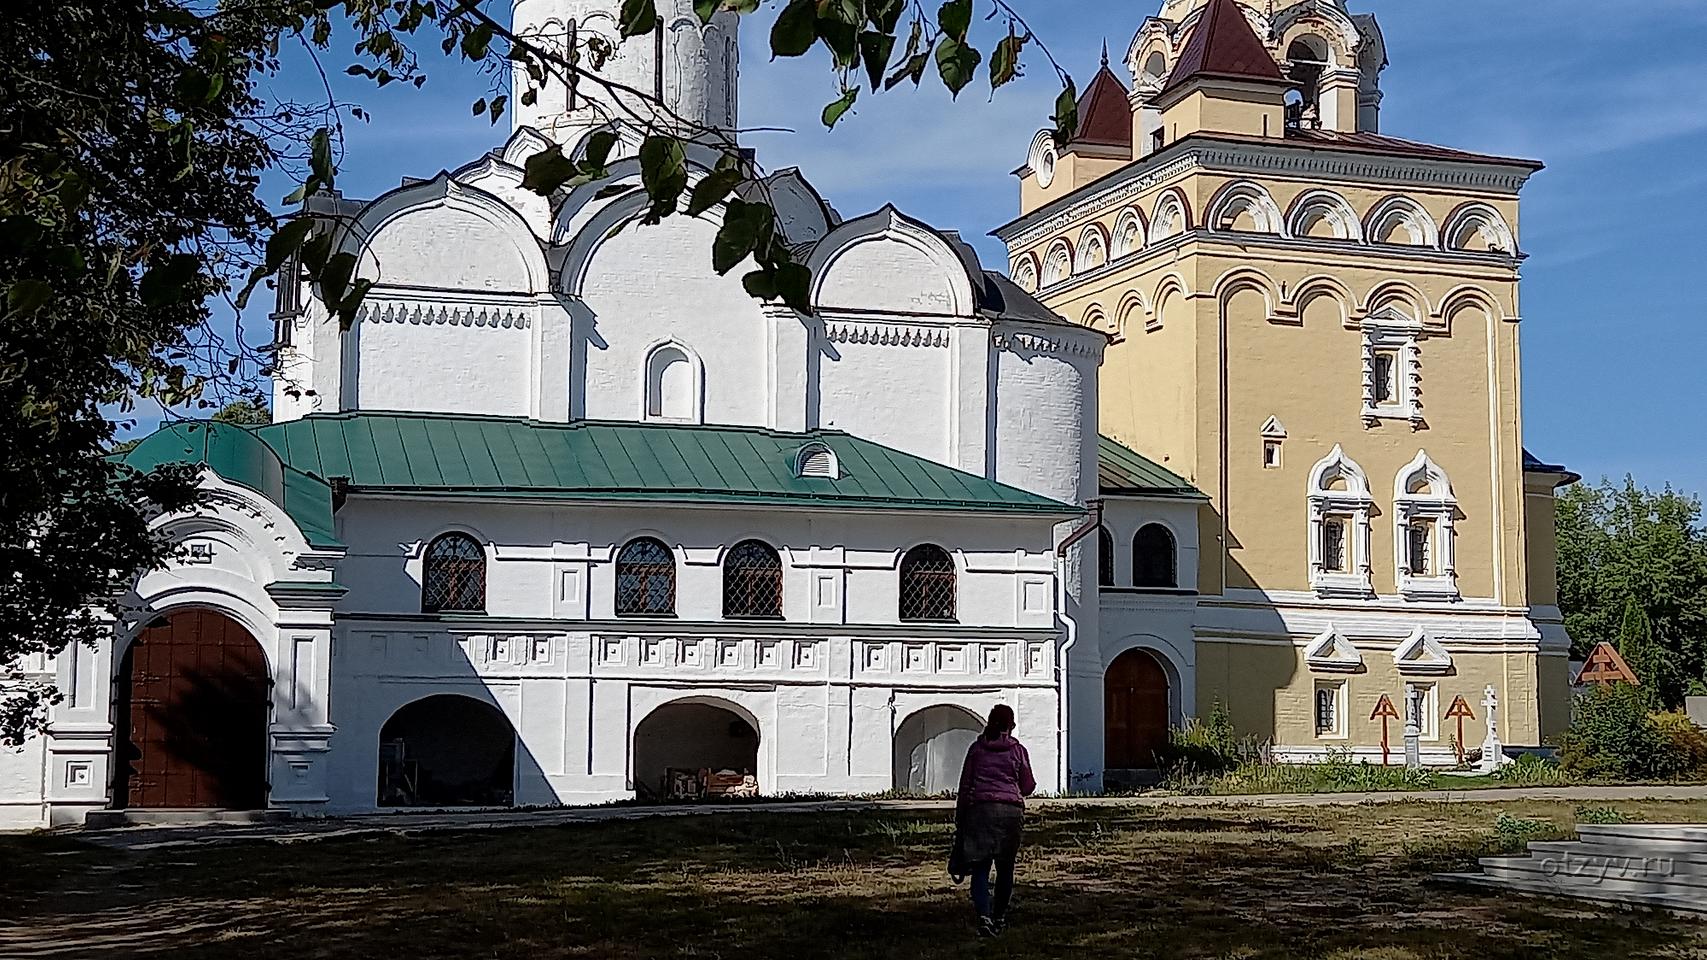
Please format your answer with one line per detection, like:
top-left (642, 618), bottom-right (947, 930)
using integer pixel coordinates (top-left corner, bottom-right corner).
top-left (114, 610), bottom-right (270, 809)
top-left (1104, 649), bottom-right (1170, 769)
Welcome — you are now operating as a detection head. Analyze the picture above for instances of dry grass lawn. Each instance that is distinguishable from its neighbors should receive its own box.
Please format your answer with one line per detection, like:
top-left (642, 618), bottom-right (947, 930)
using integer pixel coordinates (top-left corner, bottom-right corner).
top-left (3, 799), bottom-right (1705, 959)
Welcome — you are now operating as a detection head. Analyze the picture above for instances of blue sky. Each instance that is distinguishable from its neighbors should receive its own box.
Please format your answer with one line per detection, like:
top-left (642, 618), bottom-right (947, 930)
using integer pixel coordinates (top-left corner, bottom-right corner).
top-left (183, 0), bottom-right (1706, 495)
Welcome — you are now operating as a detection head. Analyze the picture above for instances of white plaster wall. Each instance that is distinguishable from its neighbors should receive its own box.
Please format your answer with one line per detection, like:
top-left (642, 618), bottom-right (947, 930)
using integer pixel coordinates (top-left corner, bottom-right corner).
top-left (817, 240), bottom-right (958, 315)
top-left (992, 331), bottom-right (1100, 504)
top-left (353, 318), bottom-right (533, 416)
top-left (816, 336), bottom-right (952, 465)
top-left (576, 214), bottom-right (769, 426)
top-left (0, 715), bottom-right (46, 828)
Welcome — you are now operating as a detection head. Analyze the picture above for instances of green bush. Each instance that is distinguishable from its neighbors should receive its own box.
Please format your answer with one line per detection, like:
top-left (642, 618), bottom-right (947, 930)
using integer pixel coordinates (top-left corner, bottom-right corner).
top-left (1558, 684), bottom-right (1704, 780)
top-left (1490, 752), bottom-right (1570, 786)
top-left (1157, 700), bottom-right (1255, 775)
top-left (1490, 813), bottom-right (1561, 853)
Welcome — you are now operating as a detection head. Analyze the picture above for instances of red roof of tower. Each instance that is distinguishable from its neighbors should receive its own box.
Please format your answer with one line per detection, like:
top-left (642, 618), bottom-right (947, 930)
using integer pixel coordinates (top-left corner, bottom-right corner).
top-left (1161, 0), bottom-right (1286, 95)
top-left (1071, 46), bottom-right (1133, 151)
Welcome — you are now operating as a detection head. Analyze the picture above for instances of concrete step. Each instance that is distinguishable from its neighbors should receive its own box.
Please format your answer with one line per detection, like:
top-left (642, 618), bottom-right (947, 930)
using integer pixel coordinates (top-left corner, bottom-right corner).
top-left (1577, 823), bottom-right (1707, 854)
top-left (1527, 840), bottom-right (1707, 873)
top-left (1437, 871), bottom-right (1707, 918)
top-left (83, 808), bottom-right (293, 829)
top-left (1478, 855), bottom-right (1707, 898)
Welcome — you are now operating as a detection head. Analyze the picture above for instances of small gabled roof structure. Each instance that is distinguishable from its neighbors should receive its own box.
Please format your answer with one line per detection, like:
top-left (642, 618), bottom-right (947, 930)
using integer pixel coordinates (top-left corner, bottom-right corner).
top-left (1394, 628), bottom-right (1454, 676)
top-left (1161, 0), bottom-right (1286, 96)
top-left (1304, 626), bottom-right (1363, 673)
top-left (1070, 46), bottom-right (1133, 153)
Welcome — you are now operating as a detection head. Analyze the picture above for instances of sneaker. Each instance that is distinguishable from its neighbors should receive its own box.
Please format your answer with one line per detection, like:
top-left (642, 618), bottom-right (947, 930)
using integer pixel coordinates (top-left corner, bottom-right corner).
top-left (977, 916), bottom-right (1000, 938)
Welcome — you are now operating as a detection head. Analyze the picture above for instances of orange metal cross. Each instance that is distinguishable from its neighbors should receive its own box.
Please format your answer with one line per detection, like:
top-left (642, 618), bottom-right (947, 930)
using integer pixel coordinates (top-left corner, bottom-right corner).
top-left (1371, 694), bottom-right (1399, 765)
top-left (1445, 695), bottom-right (1475, 763)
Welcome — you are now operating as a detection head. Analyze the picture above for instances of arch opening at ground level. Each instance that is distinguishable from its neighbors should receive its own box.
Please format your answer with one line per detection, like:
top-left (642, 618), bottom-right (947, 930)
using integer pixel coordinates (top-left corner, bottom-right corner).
top-left (378, 694), bottom-right (516, 807)
top-left (1105, 648), bottom-right (1172, 772)
top-left (633, 699), bottom-right (759, 801)
top-left (113, 608), bottom-right (271, 810)
top-left (893, 705), bottom-right (983, 795)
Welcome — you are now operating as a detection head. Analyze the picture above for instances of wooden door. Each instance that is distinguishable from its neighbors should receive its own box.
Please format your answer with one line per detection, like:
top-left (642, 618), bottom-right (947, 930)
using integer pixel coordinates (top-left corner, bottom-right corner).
top-left (114, 610), bottom-right (270, 809)
top-left (1104, 649), bottom-right (1170, 769)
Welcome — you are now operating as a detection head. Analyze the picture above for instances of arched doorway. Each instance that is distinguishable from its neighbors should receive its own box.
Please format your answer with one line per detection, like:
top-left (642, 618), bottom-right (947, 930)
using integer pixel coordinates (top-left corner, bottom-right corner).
top-left (633, 700), bottom-right (759, 801)
top-left (377, 694), bottom-right (516, 807)
top-left (893, 706), bottom-right (982, 795)
top-left (1105, 649), bottom-right (1171, 770)
top-left (113, 609), bottom-right (271, 810)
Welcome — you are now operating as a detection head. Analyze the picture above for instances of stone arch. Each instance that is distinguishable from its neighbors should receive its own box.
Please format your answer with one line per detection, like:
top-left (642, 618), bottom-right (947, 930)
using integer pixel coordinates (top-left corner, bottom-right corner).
top-left (1149, 188), bottom-right (1192, 244)
top-left (1286, 189), bottom-right (1363, 242)
top-left (809, 206), bottom-right (979, 316)
top-left (377, 693), bottom-right (517, 807)
top-left (1205, 180), bottom-right (1284, 235)
top-left (1437, 284), bottom-right (1505, 330)
top-left (1288, 275), bottom-right (1352, 327)
top-left (892, 704), bottom-right (983, 794)
top-left (344, 174), bottom-right (549, 293)
top-left (1361, 279), bottom-right (1430, 321)
top-left (1441, 202), bottom-right (1516, 254)
top-left (1152, 274), bottom-right (1189, 331)
top-left (1076, 223), bottom-right (1110, 273)
top-left (1011, 253), bottom-right (1039, 293)
top-left (1116, 289), bottom-right (1150, 337)
top-left (1110, 207), bottom-right (1148, 260)
top-left (1365, 195), bottom-right (1440, 248)
top-left (633, 696), bottom-right (761, 800)
top-left (1215, 267), bottom-right (1279, 320)
top-left (112, 608), bottom-right (271, 811)
top-left (1040, 238), bottom-right (1074, 287)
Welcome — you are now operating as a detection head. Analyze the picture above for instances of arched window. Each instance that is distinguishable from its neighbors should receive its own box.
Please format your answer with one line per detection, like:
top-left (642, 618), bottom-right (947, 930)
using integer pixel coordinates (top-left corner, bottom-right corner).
top-left (1133, 524), bottom-right (1177, 589)
top-left (422, 533), bottom-right (487, 613)
top-left (723, 540), bottom-right (783, 619)
top-left (1307, 445), bottom-right (1374, 598)
top-left (1285, 35), bottom-right (1331, 128)
top-left (1097, 526), bottom-right (1115, 587)
top-left (899, 544), bottom-right (956, 622)
top-left (1393, 451), bottom-right (1459, 600)
top-left (644, 343), bottom-right (699, 422)
top-left (616, 537), bottom-right (676, 616)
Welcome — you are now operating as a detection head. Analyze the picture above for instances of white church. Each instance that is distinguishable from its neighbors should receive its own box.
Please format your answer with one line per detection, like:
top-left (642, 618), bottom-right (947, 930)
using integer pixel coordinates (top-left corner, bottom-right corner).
top-left (2, 0), bottom-right (1210, 827)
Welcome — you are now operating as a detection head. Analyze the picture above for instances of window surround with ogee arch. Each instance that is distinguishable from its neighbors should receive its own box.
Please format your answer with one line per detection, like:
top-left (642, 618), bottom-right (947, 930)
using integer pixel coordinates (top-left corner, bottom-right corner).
top-left (1393, 451), bottom-right (1459, 601)
top-left (1307, 445), bottom-right (1374, 599)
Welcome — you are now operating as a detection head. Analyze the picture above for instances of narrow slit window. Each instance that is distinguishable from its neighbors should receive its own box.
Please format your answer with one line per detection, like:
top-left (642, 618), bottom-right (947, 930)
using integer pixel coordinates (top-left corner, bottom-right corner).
top-left (1322, 518), bottom-right (1348, 573)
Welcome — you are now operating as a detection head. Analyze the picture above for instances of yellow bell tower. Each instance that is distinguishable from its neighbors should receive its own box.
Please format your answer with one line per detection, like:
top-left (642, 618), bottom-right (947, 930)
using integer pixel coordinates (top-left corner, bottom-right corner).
top-left (997, 0), bottom-right (1576, 765)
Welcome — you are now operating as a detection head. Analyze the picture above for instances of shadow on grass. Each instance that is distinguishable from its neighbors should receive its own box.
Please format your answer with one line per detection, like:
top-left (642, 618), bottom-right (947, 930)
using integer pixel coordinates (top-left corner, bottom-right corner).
top-left (1, 806), bottom-right (1700, 960)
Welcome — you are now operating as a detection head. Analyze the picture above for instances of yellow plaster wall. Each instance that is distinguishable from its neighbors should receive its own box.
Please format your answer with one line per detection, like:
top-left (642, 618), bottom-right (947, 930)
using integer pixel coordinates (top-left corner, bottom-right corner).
top-left (1198, 640), bottom-right (1547, 748)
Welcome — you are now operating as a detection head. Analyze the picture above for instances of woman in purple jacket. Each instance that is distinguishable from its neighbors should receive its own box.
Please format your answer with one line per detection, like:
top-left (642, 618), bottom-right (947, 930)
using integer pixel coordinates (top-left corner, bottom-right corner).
top-left (955, 704), bottom-right (1036, 937)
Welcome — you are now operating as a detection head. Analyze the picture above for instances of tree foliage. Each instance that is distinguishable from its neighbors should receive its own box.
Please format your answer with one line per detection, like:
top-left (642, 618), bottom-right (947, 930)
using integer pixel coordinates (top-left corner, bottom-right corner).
top-left (0, 0), bottom-right (1070, 742)
top-left (1557, 477), bottom-right (1707, 708)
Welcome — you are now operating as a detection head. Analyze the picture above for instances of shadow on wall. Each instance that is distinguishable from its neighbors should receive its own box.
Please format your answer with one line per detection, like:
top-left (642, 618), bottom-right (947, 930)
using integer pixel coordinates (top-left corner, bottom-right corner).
top-left (1203, 501), bottom-right (1298, 745)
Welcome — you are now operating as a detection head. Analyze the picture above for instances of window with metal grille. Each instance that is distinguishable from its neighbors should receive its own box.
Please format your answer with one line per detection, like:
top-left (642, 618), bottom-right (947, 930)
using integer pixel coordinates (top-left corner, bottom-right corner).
top-left (899, 544), bottom-right (956, 622)
top-left (1097, 526), bottom-right (1115, 587)
top-left (1372, 351), bottom-right (1397, 405)
top-left (1322, 518), bottom-right (1348, 573)
top-left (1407, 521), bottom-right (1432, 576)
top-left (723, 540), bottom-right (782, 619)
top-left (1133, 524), bottom-right (1177, 588)
top-left (616, 538), bottom-right (676, 617)
top-left (422, 533), bottom-right (486, 613)
top-left (1315, 685), bottom-right (1339, 737)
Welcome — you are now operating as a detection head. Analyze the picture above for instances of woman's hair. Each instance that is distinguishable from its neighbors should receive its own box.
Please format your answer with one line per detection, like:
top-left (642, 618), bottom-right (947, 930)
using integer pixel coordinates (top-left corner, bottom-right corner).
top-left (982, 704), bottom-right (1016, 740)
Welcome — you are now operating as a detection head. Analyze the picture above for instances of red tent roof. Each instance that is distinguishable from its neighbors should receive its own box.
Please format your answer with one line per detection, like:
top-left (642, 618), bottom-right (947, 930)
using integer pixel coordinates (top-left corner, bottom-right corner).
top-left (1162, 0), bottom-right (1285, 95)
top-left (1072, 54), bottom-right (1133, 151)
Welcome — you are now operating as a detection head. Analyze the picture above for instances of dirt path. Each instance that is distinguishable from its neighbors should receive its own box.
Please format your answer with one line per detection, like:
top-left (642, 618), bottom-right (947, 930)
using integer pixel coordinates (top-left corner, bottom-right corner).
top-left (46, 783), bottom-right (1707, 851)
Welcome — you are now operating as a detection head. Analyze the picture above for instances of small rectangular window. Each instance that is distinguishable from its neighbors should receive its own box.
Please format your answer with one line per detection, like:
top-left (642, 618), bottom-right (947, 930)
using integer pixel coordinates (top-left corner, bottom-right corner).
top-left (1407, 522), bottom-right (1431, 576)
top-left (1314, 683), bottom-right (1342, 737)
top-left (1263, 440), bottom-right (1282, 469)
top-left (1372, 352), bottom-right (1397, 405)
top-left (1322, 518), bottom-right (1347, 573)
top-left (1407, 683), bottom-right (1438, 739)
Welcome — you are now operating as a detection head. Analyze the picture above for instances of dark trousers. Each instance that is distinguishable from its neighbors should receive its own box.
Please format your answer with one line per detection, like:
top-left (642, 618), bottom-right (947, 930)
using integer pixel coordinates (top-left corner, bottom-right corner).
top-left (969, 853), bottom-right (1016, 919)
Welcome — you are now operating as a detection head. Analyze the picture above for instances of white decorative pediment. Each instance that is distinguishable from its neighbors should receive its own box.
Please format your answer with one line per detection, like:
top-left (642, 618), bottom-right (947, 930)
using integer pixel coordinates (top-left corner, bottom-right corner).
top-left (1304, 627), bottom-right (1363, 673)
top-left (1394, 628), bottom-right (1453, 675)
top-left (1260, 416), bottom-right (1287, 440)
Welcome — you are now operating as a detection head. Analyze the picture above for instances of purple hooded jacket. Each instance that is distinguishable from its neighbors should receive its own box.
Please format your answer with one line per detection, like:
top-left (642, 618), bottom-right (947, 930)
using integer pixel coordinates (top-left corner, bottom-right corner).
top-left (956, 734), bottom-right (1037, 808)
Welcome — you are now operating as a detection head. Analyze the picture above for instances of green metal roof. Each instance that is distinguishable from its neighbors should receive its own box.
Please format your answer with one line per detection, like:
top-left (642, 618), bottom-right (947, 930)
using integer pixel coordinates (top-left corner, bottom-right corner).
top-left (247, 412), bottom-right (1079, 516)
top-left (119, 421), bottom-right (343, 549)
top-left (1098, 436), bottom-right (1206, 500)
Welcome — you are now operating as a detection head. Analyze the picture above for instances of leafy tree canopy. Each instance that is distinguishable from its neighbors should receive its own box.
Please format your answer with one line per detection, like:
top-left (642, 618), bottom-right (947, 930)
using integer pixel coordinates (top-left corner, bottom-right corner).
top-left (1557, 477), bottom-right (1707, 709)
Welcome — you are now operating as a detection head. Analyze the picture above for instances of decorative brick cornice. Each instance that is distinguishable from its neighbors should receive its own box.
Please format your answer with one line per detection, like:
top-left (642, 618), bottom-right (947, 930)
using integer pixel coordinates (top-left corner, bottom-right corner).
top-left (822, 320), bottom-right (951, 348)
top-left (358, 300), bottom-right (532, 330)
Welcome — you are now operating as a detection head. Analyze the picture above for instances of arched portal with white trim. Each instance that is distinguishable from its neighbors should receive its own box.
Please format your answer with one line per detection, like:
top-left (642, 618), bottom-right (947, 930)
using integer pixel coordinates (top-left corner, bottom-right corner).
top-left (892, 704), bottom-right (983, 795)
top-left (632, 695), bottom-right (762, 800)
